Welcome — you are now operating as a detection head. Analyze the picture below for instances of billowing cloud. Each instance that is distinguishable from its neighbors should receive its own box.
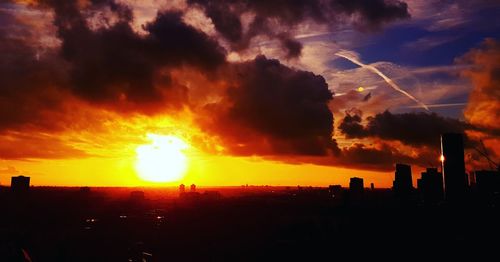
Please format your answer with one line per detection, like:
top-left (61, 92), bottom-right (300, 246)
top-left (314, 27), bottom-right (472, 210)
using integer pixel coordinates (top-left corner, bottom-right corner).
top-left (461, 39), bottom-right (500, 131)
top-left (339, 110), bottom-right (472, 147)
top-left (459, 38), bottom-right (500, 168)
top-left (45, 0), bottom-right (225, 109)
top-left (200, 55), bottom-right (338, 156)
top-left (0, 7), bottom-right (68, 131)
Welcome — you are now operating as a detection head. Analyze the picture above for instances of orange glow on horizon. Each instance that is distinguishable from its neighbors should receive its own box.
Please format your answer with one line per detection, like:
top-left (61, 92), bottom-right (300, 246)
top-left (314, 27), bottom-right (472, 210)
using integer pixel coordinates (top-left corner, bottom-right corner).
top-left (0, 106), bottom-right (397, 188)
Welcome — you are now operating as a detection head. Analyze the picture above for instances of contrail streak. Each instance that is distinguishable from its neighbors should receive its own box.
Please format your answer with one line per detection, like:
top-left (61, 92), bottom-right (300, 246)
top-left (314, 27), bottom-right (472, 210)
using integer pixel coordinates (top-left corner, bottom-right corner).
top-left (404, 102), bottom-right (466, 109)
top-left (335, 51), bottom-right (430, 111)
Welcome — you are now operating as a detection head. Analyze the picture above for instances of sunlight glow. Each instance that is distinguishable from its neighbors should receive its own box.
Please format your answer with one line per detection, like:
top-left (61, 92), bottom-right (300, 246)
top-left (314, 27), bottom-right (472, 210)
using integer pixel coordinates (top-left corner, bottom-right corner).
top-left (135, 134), bottom-right (189, 182)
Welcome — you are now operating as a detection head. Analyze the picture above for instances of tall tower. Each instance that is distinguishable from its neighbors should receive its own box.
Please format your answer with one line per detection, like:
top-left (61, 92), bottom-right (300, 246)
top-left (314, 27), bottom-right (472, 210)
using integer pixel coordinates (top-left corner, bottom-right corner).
top-left (441, 133), bottom-right (468, 201)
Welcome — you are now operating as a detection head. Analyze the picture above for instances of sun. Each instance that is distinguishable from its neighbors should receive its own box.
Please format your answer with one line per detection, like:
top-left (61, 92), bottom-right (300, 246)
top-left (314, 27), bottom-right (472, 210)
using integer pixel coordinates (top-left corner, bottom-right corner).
top-left (135, 134), bottom-right (189, 182)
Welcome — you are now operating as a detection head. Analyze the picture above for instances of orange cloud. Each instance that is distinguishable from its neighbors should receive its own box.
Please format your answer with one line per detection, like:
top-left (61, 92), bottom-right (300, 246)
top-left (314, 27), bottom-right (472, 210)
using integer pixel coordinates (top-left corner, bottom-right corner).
top-left (461, 39), bottom-right (500, 131)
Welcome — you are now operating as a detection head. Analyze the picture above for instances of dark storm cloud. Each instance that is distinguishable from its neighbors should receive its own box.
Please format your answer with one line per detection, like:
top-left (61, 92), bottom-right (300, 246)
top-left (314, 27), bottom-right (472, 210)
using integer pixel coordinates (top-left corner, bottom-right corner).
top-left (278, 35), bottom-right (303, 59)
top-left (1, 0), bottom-right (227, 126)
top-left (202, 55), bottom-right (338, 156)
top-left (0, 8), bottom-right (67, 131)
top-left (333, 143), bottom-right (436, 171)
top-left (40, 0), bottom-right (226, 107)
top-left (189, 0), bottom-right (409, 56)
top-left (272, 141), bottom-right (439, 172)
top-left (339, 110), bottom-right (475, 148)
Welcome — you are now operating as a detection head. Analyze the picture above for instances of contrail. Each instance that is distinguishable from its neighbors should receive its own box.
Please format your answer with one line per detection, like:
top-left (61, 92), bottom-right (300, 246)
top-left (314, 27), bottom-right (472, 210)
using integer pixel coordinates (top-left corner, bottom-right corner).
top-left (334, 51), bottom-right (430, 111)
top-left (404, 102), bottom-right (467, 109)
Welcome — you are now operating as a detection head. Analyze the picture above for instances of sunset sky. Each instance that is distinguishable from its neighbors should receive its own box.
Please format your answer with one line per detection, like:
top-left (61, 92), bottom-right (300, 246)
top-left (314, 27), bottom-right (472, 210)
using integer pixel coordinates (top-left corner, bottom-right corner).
top-left (0, 0), bottom-right (499, 187)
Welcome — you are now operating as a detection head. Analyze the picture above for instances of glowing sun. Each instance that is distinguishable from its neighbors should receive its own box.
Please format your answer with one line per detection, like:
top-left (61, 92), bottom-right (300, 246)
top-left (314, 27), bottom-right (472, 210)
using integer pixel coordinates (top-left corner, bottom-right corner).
top-left (135, 134), bottom-right (188, 182)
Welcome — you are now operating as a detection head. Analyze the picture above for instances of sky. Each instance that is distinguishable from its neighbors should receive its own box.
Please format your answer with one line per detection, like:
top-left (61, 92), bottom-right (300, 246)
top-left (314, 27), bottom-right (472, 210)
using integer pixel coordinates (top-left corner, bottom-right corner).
top-left (0, 0), bottom-right (499, 187)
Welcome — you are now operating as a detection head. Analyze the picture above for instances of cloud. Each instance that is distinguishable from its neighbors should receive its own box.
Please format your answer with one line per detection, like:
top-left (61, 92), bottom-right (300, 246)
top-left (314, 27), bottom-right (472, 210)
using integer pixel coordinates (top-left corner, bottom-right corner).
top-left (200, 55), bottom-right (338, 156)
top-left (339, 110), bottom-right (473, 148)
top-left (459, 38), bottom-right (500, 167)
top-left (0, 7), bottom-right (69, 131)
top-left (403, 35), bottom-right (461, 51)
top-left (0, 0), bottom-right (229, 128)
top-left (333, 142), bottom-right (434, 171)
top-left (46, 0), bottom-right (225, 108)
top-left (460, 39), bottom-right (500, 131)
top-left (406, 0), bottom-right (499, 31)
top-left (0, 131), bottom-right (89, 160)
top-left (188, 0), bottom-right (410, 56)
top-left (0, 166), bottom-right (19, 175)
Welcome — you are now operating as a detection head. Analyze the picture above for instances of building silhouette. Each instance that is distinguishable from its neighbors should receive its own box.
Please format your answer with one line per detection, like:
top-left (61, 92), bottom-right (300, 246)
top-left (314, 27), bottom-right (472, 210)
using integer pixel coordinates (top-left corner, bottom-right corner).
top-left (474, 170), bottom-right (500, 198)
top-left (418, 168), bottom-right (444, 204)
top-left (441, 133), bottom-right (468, 201)
top-left (79, 186), bottom-right (91, 194)
top-left (328, 185), bottom-right (342, 198)
top-left (393, 164), bottom-right (413, 197)
top-left (130, 191), bottom-right (145, 201)
top-left (11, 176), bottom-right (30, 192)
top-left (203, 191), bottom-right (222, 200)
top-left (349, 177), bottom-right (364, 194)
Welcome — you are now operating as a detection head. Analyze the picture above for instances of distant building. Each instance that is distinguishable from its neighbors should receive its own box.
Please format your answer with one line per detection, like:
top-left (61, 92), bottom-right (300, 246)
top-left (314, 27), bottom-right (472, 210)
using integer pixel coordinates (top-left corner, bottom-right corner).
top-left (130, 191), bottom-right (145, 201)
top-left (203, 191), bottom-right (222, 200)
top-left (190, 184), bottom-right (196, 192)
top-left (328, 185), bottom-right (342, 192)
top-left (11, 176), bottom-right (30, 192)
top-left (179, 184), bottom-right (186, 194)
top-left (370, 183), bottom-right (375, 190)
top-left (349, 177), bottom-right (364, 194)
top-left (474, 170), bottom-right (500, 197)
top-left (441, 133), bottom-right (468, 201)
top-left (79, 187), bottom-right (91, 194)
top-left (419, 168), bottom-right (444, 204)
top-left (328, 185), bottom-right (342, 197)
top-left (179, 191), bottom-right (201, 201)
top-left (393, 164), bottom-right (413, 197)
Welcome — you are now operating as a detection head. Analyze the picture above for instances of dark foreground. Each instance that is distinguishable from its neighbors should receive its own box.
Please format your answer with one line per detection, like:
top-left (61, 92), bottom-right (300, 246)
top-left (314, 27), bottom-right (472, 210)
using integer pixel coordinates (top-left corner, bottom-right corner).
top-left (1, 186), bottom-right (499, 261)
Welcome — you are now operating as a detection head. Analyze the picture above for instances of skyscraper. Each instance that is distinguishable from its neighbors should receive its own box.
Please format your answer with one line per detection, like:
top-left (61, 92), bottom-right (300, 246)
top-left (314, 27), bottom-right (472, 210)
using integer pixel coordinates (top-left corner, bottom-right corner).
top-left (419, 168), bottom-right (444, 204)
top-left (441, 133), bottom-right (468, 201)
top-left (393, 164), bottom-right (413, 197)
